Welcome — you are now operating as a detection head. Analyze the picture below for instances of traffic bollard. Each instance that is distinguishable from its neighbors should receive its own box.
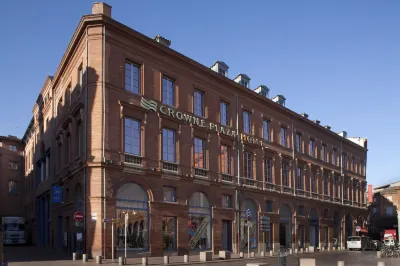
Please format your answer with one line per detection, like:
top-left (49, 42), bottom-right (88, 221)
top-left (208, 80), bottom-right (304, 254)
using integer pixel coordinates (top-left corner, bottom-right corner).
top-left (184, 255), bottom-right (189, 263)
top-left (338, 261), bottom-right (344, 266)
top-left (72, 253), bottom-right (77, 261)
top-left (260, 251), bottom-right (265, 257)
top-left (377, 251), bottom-right (381, 258)
top-left (118, 257), bottom-right (124, 265)
top-left (82, 254), bottom-right (88, 263)
top-left (95, 256), bottom-right (102, 264)
top-left (240, 252), bottom-right (244, 258)
top-left (164, 256), bottom-right (169, 265)
top-left (250, 252), bottom-right (255, 258)
top-left (377, 262), bottom-right (385, 266)
top-left (142, 257), bottom-right (148, 266)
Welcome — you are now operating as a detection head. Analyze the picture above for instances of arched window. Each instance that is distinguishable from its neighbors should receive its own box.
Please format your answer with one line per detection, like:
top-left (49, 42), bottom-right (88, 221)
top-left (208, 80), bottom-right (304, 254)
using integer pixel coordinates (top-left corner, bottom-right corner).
top-left (115, 183), bottom-right (149, 251)
top-left (188, 192), bottom-right (211, 250)
top-left (240, 199), bottom-right (257, 250)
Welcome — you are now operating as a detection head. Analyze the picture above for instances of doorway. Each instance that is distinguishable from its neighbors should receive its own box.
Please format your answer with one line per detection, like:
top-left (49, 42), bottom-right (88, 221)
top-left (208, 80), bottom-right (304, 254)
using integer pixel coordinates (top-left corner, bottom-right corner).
top-left (222, 220), bottom-right (232, 251)
top-left (279, 223), bottom-right (287, 247)
top-left (324, 227), bottom-right (328, 248)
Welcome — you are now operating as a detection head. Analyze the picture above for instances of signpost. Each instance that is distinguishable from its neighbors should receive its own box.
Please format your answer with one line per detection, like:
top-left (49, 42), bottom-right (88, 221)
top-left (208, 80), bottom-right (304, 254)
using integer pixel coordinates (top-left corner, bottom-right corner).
top-left (104, 218), bottom-right (116, 261)
top-left (125, 213), bottom-right (129, 259)
top-left (74, 212), bottom-right (84, 222)
top-left (356, 226), bottom-right (361, 236)
top-left (246, 209), bottom-right (251, 258)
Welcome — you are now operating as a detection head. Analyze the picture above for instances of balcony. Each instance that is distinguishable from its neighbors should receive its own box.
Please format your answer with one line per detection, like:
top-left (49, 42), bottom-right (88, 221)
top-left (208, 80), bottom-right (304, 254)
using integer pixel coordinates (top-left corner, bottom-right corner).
top-left (241, 177), bottom-right (258, 188)
top-left (296, 189), bottom-right (306, 197)
top-left (343, 199), bottom-right (351, 205)
top-left (194, 168), bottom-right (208, 178)
top-left (334, 197), bottom-right (341, 203)
top-left (162, 162), bottom-right (178, 172)
top-left (282, 186), bottom-right (293, 194)
top-left (265, 181), bottom-right (279, 192)
top-left (311, 192), bottom-right (319, 199)
top-left (124, 154), bottom-right (142, 165)
top-left (221, 173), bottom-right (233, 183)
top-left (323, 195), bottom-right (331, 201)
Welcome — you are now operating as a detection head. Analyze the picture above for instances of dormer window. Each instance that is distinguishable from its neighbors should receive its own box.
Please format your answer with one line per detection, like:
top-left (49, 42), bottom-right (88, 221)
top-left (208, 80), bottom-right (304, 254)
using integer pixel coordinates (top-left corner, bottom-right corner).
top-left (234, 74), bottom-right (250, 89)
top-left (254, 85), bottom-right (269, 98)
top-left (211, 61), bottom-right (229, 77)
top-left (272, 95), bottom-right (286, 106)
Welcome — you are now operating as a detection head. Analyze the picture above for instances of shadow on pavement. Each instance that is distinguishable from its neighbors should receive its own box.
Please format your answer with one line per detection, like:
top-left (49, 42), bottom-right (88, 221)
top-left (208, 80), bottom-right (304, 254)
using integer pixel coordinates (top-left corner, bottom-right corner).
top-left (4, 245), bottom-right (71, 262)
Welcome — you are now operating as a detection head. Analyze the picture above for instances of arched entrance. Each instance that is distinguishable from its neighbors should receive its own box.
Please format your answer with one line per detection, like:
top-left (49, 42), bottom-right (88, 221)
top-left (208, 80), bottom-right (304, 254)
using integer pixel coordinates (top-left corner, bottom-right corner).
top-left (345, 214), bottom-right (353, 244)
top-left (188, 192), bottom-right (211, 250)
top-left (115, 183), bottom-right (149, 251)
top-left (333, 212), bottom-right (341, 248)
top-left (240, 199), bottom-right (258, 250)
top-left (309, 209), bottom-right (319, 248)
top-left (279, 205), bottom-right (292, 248)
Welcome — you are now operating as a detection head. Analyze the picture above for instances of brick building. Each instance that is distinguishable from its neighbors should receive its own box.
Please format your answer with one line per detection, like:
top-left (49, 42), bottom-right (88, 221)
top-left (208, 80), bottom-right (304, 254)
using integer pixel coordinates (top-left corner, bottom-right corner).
top-left (21, 2), bottom-right (368, 258)
top-left (367, 182), bottom-right (400, 240)
top-left (0, 135), bottom-right (24, 217)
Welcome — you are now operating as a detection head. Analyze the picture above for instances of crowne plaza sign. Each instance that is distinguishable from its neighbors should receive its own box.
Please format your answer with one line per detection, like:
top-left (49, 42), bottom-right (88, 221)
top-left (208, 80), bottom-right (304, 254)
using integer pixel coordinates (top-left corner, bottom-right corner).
top-left (141, 97), bottom-right (271, 148)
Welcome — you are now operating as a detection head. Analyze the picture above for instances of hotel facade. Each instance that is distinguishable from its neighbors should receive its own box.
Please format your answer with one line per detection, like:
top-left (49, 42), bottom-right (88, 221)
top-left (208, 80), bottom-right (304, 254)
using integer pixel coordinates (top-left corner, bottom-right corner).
top-left (22, 2), bottom-right (368, 258)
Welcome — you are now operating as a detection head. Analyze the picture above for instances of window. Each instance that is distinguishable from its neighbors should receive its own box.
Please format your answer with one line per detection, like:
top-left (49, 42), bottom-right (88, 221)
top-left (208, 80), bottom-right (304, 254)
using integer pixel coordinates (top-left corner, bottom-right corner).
top-left (309, 139), bottom-right (314, 157)
top-left (244, 152), bottom-right (253, 179)
top-left (352, 157), bottom-right (356, 172)
top-left (324, 175), bottom-right (329, 195)
top-left (344, 182), bottom-right (348, 199)
top-left (162, 216), bottom-right (176, 250)
top-left (334, 178), bottom-right (339, 198)
top-left (220, 145), bottom-right (231, 174)
top-left (125, 62), bottom-right (140, 94)
top-left (218, 68), bottom-right (226, 76)
top-left (322, 144), bottom-right (327, 162)
top-left (342, 154), bottom-right (347, 170)
top-left (240, 80), bottom-right (248, 88)
top-left (8, 145), bottom-right (17, 152)
top-left (8, 181), bottom-right (18, 196)
top-left (282, 162), bottom-right (289, 187)
top-left (163, 187), bottom-right (176, 202)
top-left (8, 161), bottom-right (18, 170)
top-left (311, 172), bottom-right (317, 193)
top-left (373, 196), bottom-right (377, 203)
top-left (280, 127), bottom-right (287, 147)
top-left (220, 101), bottom-right (229, 126)
top-left (222, 195), bottom-right (232, 208)
top-left (78, 65), bottom-right (84, 91)
top-left (162, 76), bottom-right (174, 106)
top-left (243, 111), bottom-right (251, 134)
top-left (66, 134), bottom-right (71, 164)
top-left (295, 133), bottom-right (302, 153)
top-left (264, 158), bottom-right (272, 183)
top-left (361, 161), bottom-right (365, 175)
top-left (124, 118), bottom-right (141, 156)
top-left (297, 167), bottom-right (303, 189)
top-left (194, 137), bottom-right (206, 169)
top-left (298, 206), bottom-right (305, 216)
top-left (193, 90), bottom-right (204, 117)
top-left (77, 122), bottom-right (82, 156)
top-left (332, 149), bottom-right (337, 166)
top-left (266, 200), bottom-right (273, 212)
top-left (386, 206), bottom-right (394, 216)
top-left (162, 128), bottom-right (176, 162)
top-left (263, 120), bottom-right (270, 141)
top-left (323, 209), bottom-right (329, 218)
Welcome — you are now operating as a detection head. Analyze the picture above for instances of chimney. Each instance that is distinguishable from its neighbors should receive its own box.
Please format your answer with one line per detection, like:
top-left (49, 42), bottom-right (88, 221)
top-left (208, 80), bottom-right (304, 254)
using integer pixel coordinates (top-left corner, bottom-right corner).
top-left (368, 184), bottom-right (373, 203)
top-left (211, 61), bottom-right (229, 77)
top-left (272, 95), bottom-right (286, 106)
top-left (92, 2), bottom-right (112, 17)
top-left (324, 125), bottom-right (331, 130)
top-left (314, 120), bottom-right (320, 125)
top-left (254, 85), bottom-right (269, 98)
top-left (338, 131), bottom-right (347, 138)
top-left (234, 74), bottom-right (251, 89)
top-left (301, 113), bottom-right (309, 119)
top-left (154, 34), bottom-right (171, 47)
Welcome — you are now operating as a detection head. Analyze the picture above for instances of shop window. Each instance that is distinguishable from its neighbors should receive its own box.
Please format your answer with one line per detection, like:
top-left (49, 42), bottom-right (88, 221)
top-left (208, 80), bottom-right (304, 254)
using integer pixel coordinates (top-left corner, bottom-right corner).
top-left (188, 192), bottom-right (211, 250)
top-left (162, 217), bottom-right (176, 250)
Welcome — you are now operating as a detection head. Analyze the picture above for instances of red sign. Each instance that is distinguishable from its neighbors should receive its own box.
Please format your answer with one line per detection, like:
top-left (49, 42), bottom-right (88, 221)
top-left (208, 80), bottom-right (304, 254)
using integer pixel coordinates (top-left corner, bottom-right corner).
top-left (74, 211), bottom-right (84, 221)
top-left (356, 226), bottom-right (361, 232)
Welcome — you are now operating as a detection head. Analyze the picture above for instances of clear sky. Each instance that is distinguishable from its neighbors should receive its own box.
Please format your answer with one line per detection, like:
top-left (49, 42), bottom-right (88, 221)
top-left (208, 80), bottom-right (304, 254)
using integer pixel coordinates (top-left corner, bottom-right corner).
top-left (1, 0), bottom-right (399, 187)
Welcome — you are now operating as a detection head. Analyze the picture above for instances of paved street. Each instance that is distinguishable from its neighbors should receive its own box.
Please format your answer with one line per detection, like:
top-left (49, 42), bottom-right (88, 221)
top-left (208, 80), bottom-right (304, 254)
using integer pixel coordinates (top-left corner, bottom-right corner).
top-left (3, 246), bottom-right (400, 266)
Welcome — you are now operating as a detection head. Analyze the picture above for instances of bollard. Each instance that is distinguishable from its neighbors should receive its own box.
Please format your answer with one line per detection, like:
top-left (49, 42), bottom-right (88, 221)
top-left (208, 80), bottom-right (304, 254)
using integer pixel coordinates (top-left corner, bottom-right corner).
top-left (240, 252), bottom-right (244, 258)
top-left (299, 258), bottom-right (316, 266)
top-left (250, 252), bottom-right (255, 258)
top-left (295, 248), bottom-right (298, 254)
top-left (377, 251), bottom-right (381, 258)
top-left (184, 255), bottom-right (189, 263)
top-left (164, 256), bottom-right (169, 265)
top-left (377, 262), bottom-right (385, 266)
top-left (142, 257), bottom-right (148, 266)
top-left (72, 253), bottom-right (77, 261)
top-left (82, 254), bottom-right (88, 263)
top-left (269, 250), bottom-right (273, 256)
top-left (289, 249), bottom-right (293, 254)
top-left (300, 248), bottom-right (303, 254)
top-left (96, 256), bottom-right (102, 264)
top-left (118, 257), bottom-right (124, 265)
top-left (338, 261), bottom-right (345, 266)
top-left (321, 247), bottom-right (325, 251)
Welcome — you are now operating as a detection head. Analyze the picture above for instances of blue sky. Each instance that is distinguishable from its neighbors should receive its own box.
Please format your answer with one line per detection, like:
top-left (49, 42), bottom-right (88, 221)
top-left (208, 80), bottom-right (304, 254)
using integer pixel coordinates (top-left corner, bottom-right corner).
top-left (1, 0), bottom-right (399, 186)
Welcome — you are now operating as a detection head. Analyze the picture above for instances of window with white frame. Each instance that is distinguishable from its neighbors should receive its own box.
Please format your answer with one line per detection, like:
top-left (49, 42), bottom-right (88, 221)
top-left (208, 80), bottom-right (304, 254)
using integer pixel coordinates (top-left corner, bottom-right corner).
top-left (220, 101), bottom-right (229, 126)
top-left (194, 137), bottom-right (206, 169)
top-left (342, 154), bottom-right (347, 170)
top-left (295, 133), bottom-right (302, 153)
top-left (280, 127), bottom-right (287, 147)
top-left (322, 144), bottom-right (327, 162)
top-left (8, 161), bottom-right (18, 170)
top-left (220, 145), bottom-right (231, 174)
top-left (282, 162), bottom-right (289, 187)
top-left (244, 152), bottom-right (253, 179)
top-left (324, 175), bottom-right (329, 195)
top-left (125, 62), bottom-right (140, 94)
top-left (162, 128), bottom-right (176, 162)
top-left (309, 139), bottom-right (314, 157)
top-left (124, 118), bottom-right (141, 156)
top-left (243, 111), bottom-right (251, 134)
top-left (311, 172), bottom-right (317, 193)
top-left (8, 145), bottom-right (17, 152)
top-left (263, 120), bottom-right (270, 141)
top-left (264, 157), bottom-right (272, 183)
top-left (162, 76), bottom-right (174, 106)
top-left (193, 90), bottom-right (204, 117)
top-left (297, 167), bottom-right (303, 189)
top-left (332, 149), bottom-right (337, 166)
top-left (334, 177), bottom-right (339, 198)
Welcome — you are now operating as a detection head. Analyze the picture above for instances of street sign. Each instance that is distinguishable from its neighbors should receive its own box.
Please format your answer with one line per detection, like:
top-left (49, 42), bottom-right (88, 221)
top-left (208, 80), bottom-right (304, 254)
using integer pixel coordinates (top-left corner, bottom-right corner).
top-left (260, 216), bottom-right (270, 232)
top-left (51, 186), bottom-right (63, 203)
top-left (261, 216), bottom-right (270, 221)
top-left (103, 219), bottom-right (113, 223)
top-left (74, 211), bottom-right (84, 221)
top-left (246, 209), bottom-right (251, 217)
top-left (356, 226), bottom-right (361, 232)
top-left (75, 221), bottom-right (83, 227)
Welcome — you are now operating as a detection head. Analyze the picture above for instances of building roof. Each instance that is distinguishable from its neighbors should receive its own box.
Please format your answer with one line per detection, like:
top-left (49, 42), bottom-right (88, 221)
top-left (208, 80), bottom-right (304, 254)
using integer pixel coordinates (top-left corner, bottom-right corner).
top-left (0, 135), bottom-right (22, 143)
top-left (373, 181), bottom-right (400, 192)
top-left (211, 61), bottom-right (229, 69)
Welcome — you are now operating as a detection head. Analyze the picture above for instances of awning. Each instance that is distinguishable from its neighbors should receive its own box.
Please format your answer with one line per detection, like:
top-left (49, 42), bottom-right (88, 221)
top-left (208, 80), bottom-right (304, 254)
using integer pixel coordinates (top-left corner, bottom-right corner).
top-left (359, 228), bottom-right (368, 233)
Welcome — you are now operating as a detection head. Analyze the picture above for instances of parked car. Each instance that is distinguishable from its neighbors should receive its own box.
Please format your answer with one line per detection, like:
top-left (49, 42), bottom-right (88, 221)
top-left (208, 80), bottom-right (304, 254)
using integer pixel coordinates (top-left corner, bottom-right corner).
top-left (347, 236), bottom-right (375, 251)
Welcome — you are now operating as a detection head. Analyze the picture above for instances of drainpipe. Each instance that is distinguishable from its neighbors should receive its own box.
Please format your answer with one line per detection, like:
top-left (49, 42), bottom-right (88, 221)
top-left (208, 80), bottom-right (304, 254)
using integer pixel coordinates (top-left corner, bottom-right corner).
top-left (83, 26), bottom-right (89, 255)
top-left (102, 25), bottom-right (107, 259)
top-left (291, 117), bottom-right (297, 249)
top-left (235, 94), bottom-right (240, 254)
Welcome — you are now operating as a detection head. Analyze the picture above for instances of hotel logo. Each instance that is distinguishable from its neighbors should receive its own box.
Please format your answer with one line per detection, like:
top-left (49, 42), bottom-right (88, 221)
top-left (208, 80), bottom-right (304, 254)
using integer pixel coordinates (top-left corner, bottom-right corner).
top-left (140, 97), bottom-right (158, 112)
